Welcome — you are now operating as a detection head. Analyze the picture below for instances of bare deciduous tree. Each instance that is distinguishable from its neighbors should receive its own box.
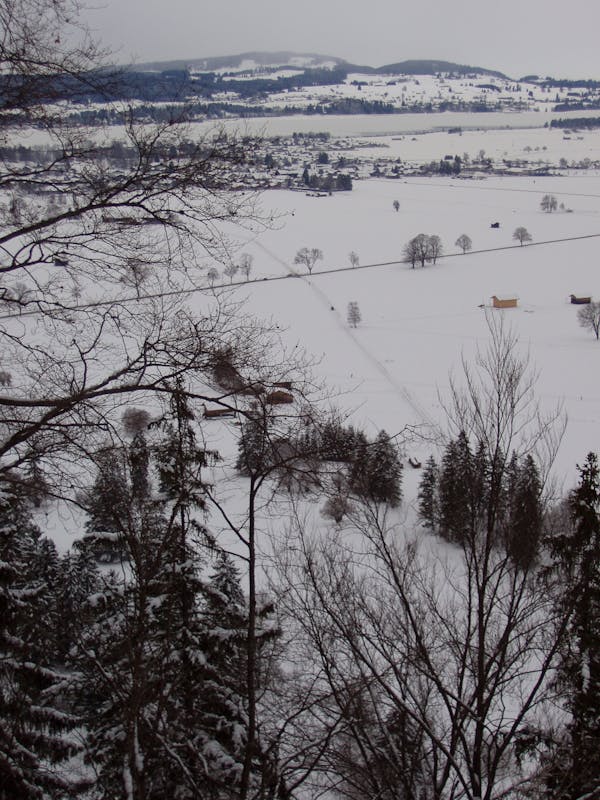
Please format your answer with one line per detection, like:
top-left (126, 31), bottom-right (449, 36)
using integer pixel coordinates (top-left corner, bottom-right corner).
top-left (121, 407), bottom-right (152, 436)
top-left (428, 234), bottom-right (443, 264)
top-left (513, 226), bottom-right (533, 245)
top-left (540, 194), bottom-right (558, 213)
top-left (455, 233), bottom-right (473, 254)
top-left (403, 233), bottom-right (429, 268)
top-left (272, 314), bottom-right (568, 800)
top-left (403, 234), bottom-right (443, 268)
top-left (577, 300), bottom-right (600, 340)
top-left (207, 267), bottom-right (220, 285)
top-left (120, 258), bottom-right (151, 298)
top-left (294, 247), bottom-right (323, 274)
top-left (443, 311), bottom-right (565, 474)
top-left (224, 263), bottom-right (239, 283)
top-left (240, 252), bottom-right (254, 281)
top-left (0, 0), bottom-right (267, 488)
top-left (203, 366), bottom-right (325, 800)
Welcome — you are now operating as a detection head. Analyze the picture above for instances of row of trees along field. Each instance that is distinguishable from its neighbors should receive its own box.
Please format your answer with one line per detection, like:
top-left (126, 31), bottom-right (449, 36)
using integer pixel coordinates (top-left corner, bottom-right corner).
top-left (0, 2), bottom-right (599, 799)
top-left (402, 227), bottom-right (532, 268)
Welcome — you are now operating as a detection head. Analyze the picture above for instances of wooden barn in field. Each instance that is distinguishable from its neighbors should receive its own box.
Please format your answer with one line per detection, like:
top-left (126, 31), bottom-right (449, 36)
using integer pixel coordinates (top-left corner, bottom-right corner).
top-left (491, 295), bottom-right (518, 309)
top-left (266, 390), bottom-right (294, 405)
top-left (569, 294), bottom-right (592, 305)
top-left (202, 405), bottom-right (236, 419)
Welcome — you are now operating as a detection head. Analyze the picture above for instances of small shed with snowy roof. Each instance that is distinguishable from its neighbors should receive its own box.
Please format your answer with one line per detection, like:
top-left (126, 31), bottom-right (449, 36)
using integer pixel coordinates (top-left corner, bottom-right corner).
top-left (491, 295), bottom-right (518, 309)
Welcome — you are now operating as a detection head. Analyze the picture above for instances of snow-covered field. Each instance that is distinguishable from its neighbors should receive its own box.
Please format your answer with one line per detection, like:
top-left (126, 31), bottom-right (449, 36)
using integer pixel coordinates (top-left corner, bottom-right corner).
top-left (261, 71), bottom-right (551, 112)
top-left (189, 57), bottom-right (600, 115)
top-left (374, 126), bottom-right (600, 167)
top-left (201, 172), bottom-right (600, 493)
top-left (190, 108), bottom-right (600, 138)
top-left (40, 120), bottom-right (600, 551)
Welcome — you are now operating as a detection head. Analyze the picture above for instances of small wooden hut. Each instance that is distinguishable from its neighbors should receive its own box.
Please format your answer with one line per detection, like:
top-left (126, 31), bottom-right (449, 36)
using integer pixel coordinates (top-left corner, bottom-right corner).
top-left (266, 390), bottom-right (294, 405)
top-left (491, 295), bottom-right (518, 309)
top-left (203, 406), bottom-right (236, 419)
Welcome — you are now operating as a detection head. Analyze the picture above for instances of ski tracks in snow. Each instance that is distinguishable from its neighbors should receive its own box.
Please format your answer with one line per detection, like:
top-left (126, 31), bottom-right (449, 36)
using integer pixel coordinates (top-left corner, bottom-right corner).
top-left (252, 239), bottom-right (440, 433)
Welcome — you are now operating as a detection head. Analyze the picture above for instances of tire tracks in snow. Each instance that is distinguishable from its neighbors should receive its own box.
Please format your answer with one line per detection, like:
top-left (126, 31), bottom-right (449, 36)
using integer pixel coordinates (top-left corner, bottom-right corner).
top-left (252, 239), bottom-right (440, 434)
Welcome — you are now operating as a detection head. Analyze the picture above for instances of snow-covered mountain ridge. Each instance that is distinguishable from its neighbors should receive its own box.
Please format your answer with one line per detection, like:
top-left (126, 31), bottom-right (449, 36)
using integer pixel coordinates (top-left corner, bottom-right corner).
top-left (120, 52), bottom-right (600, 117)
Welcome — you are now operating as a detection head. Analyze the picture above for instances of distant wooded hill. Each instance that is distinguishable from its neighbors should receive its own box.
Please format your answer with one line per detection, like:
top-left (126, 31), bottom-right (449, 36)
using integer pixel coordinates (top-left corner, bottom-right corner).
top-left (25, 54), bottom-right (508, 107)
top-left (135, 52), bottom-right (507, 79)
top-left (134, 51), bottom-right (348, 72)
top-left (8, 51), bottom-right (598, 120)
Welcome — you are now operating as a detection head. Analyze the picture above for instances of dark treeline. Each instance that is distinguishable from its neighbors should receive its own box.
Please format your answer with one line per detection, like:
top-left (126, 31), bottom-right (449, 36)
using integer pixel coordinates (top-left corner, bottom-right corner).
top-left (553, 101), bottom-right (600, 112)
top-left (57, 98), bottom-right (504, 126)
top-left (542, 78), bottom-right (600, 89)
top-left (0, 137), bottom-right (247, 169)
top-left (549, 116), bottom-right (600, 129)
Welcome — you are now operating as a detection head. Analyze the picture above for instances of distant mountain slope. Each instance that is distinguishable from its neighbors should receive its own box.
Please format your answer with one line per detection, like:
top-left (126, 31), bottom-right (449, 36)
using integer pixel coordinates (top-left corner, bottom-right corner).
top-left (58, 51), bottom-right (599, 120)
top-left (131, 52), bottom-right (506, 78)
top-left (135, 51), bottom-right (346, 73)
top-left (376, 59), bottom-right (508, 79)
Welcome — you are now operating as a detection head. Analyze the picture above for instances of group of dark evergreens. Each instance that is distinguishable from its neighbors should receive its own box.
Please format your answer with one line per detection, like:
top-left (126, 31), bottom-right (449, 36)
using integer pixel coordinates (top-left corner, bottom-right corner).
top-left (1, 385), bottom-right (600, 798)
top-left (1, 388), bottom-right (278, 799)
top-left (1, 391), bottom-right (405, 799)
top-left (418, 431), bottom-right (543, 567)
top-left (236, 414), bottom-right (403, 507)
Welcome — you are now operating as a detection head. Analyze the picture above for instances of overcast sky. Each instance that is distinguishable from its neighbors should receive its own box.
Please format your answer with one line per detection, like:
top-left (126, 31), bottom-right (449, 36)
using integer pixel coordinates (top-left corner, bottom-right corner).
top-left (86, 0), bottom-right (599, 80)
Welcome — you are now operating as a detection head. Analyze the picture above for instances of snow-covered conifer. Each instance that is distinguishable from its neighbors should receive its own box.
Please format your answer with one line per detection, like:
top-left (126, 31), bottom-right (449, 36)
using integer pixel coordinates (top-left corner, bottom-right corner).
top-left (236, 404), bottom-right (272, 476)
top-left (418, 455), bottom-right (439, 528)
top-left (347, 301), bottom-right (362, 328)
top-left (198, 552), bottom-right (251, 792)
top-left (504, 453), bottom-right (543, 568)
top-left (0, 481), bottom-right (83, 798)
top-left (79, 382), bottom-right (232, 800)
top-left (544, 453), bottom-right (600, 797)
top-left (438, 433), bottom-right (473, 542)
top-left (349, 430), bottom-right (402, 506)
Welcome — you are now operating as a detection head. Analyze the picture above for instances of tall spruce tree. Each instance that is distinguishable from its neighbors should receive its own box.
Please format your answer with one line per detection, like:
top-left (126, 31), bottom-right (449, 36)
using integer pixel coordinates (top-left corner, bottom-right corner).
top-left (349, 430), bottom-right (402, 506)
top-left (236, 403), bottom-right (273, 477)
top-left (52, 550), bottom-right (101, 665)
top-left (418, 455), bottom-right (439, 529)
top-left (318, 420), bottom-right (367, 463)
top-left (148, 382), bottom-right (225, 799)
top-left (77, 429), bottom-right (172, 800)
top-left (80, 446), bottom-right (129, 562)
top-left (505, 453), bottom-right (543, 569)
top-left (78, 383), bottom-right (239, 800)
top-left (369, 430), bottom-right (403, 506)
top-left (0, 480), bottom-right (83, 798)
top-left (471, 438), bottom-right (490, 529)
top-left (436, 433), bottom-right (493, 545)
top-left (438, 433), bottom-right (474, 542)
top-left (198, 551), bottom-right (251, 796)
top-left (545, 453), bottom-right (600, 798)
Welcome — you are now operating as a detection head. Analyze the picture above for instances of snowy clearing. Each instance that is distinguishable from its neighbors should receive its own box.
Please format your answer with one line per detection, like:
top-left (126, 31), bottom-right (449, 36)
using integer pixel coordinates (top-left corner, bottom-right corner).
top-left (199, 173), bottom-right (600, 492)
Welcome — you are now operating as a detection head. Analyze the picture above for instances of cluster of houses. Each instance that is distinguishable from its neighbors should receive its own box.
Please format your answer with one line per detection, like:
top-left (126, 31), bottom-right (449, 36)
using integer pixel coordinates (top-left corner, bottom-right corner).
top-left (230, 132), bottom-right (586, 193)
